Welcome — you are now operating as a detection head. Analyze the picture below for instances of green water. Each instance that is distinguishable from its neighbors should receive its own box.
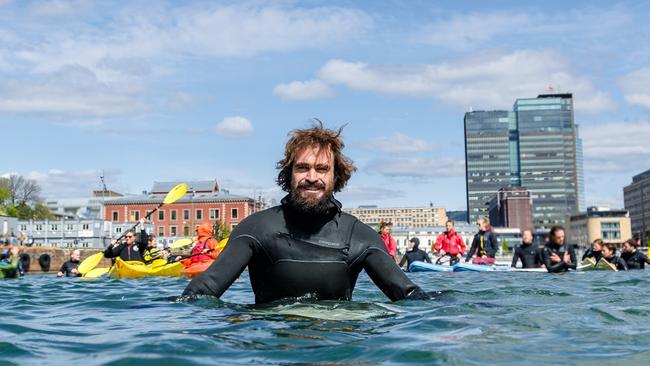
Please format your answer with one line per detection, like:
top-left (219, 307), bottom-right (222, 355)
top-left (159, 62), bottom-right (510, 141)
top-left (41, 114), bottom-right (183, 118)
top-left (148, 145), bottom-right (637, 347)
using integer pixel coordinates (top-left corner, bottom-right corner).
top-left (1, 270), bottom-right (649, 365)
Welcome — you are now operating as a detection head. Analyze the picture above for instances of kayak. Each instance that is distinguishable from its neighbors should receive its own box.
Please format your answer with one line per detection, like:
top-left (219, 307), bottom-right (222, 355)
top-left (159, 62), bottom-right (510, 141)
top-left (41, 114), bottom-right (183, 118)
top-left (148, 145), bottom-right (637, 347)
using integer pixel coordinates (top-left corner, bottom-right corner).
top-left (181, 260), bottom-right (214, 278)
top-left (580, 258), bottom-right (617, 271)
top-left (453, 263), bottom-right (511, 272)
top-left (108, 258), bottom-right (184, 279)
top-left (408, 261), bottom-right (453, 272)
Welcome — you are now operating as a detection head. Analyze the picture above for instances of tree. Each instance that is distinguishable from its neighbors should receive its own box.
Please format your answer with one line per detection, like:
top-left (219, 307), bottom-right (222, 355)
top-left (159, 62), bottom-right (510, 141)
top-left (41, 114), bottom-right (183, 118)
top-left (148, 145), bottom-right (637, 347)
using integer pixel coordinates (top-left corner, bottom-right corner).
top-left (502, 238), bottom-right (509, 256)
top-left (33, 203), bottom-right (55, 220)
top-left (0, 175), bottom-right (42, 206)
top-left (212, 221), bottom-right (232, 241)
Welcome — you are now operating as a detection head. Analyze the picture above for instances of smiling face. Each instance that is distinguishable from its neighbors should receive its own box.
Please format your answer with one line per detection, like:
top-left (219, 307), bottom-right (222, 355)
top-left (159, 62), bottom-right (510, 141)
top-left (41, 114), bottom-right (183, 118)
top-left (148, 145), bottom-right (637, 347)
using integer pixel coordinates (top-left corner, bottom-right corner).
top-left (71, 250), bottom-right (81, 261)
top-left (290, 145), bottom-right (335, 210)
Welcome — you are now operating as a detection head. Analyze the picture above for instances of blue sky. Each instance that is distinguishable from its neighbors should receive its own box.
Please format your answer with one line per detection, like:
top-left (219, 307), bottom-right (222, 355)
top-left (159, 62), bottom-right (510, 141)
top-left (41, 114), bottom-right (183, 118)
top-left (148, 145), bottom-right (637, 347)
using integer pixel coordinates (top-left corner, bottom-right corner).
top-left (1, 0), bottom-right (649, 211)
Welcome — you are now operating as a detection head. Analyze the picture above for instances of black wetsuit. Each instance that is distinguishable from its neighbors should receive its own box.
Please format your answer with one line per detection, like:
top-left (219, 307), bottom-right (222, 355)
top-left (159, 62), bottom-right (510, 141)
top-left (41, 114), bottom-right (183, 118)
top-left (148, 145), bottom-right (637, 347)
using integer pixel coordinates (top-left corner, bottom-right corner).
top-left (103, 230), bottom-right (148, 262)
top-left (183, 196), bottom-right (428, 303)
top-left (511, 243), bottom-right (542, 268)
top-left (399, 242), bottom-right (431, 269)
top-left (466, 230), bottom-right (498, 262)
top-left (620, 250), bottom-right (650, 270)
top-left (540, 242), bottom-right (577, 273)
top-left (59, 259), bottom-right (82, 277)
top-left (602, 255), bottom-right (628, 271)
top-left (581, 248), bottom-right (602, 262)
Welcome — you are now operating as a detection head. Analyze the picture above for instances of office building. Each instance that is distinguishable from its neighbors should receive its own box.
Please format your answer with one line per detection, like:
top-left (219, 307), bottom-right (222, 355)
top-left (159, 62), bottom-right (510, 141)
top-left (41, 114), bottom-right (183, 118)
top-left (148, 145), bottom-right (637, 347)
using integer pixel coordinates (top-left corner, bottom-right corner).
top-left (343, 205), bottom-right (447, 229)
top-left (567, 206), bottom-right (632, 248)
top-left (465, 93), bottom-right (582, 230)
top-left (623, 169), bottom-right (650, 244)
top-left (488, 187), bottom-right (533, 229)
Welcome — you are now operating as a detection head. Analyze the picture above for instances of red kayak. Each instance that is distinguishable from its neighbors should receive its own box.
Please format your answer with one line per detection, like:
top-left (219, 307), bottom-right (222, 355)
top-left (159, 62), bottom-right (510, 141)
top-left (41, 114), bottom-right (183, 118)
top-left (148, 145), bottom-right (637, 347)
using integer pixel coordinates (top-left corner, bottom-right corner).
top-left (181, 260), bottom-right (214, 278)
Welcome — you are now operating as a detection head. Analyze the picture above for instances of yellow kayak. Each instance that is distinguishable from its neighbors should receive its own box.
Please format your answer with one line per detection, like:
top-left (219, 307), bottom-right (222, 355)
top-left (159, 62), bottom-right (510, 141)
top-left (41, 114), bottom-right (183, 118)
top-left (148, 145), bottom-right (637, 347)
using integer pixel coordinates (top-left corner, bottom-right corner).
top-left (83, 267), bottom-right (110, 279)
top-left (108, 258), bottom-right (184, 279)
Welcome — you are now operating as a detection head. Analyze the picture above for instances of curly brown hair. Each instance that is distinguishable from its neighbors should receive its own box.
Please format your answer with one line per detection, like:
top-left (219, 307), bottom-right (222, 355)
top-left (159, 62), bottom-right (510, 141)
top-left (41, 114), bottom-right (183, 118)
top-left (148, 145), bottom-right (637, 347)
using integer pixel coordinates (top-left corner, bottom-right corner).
top-left (276, 120), bottom-right (357, 193)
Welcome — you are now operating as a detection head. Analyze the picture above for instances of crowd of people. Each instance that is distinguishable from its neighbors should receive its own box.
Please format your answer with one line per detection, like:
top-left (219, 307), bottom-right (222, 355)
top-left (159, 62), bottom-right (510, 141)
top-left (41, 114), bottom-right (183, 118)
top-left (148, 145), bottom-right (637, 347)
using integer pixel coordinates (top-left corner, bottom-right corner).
top-left (391, 218), bottom-right (649, 273)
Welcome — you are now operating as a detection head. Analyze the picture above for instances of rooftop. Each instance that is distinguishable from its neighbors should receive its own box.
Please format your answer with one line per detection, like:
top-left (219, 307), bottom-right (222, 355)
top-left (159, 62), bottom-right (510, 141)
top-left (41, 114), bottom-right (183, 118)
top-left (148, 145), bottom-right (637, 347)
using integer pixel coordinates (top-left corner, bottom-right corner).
top-left (150, 180), bottom-right (219, 194)
top-left (104, 191), bottom-right (252, 205)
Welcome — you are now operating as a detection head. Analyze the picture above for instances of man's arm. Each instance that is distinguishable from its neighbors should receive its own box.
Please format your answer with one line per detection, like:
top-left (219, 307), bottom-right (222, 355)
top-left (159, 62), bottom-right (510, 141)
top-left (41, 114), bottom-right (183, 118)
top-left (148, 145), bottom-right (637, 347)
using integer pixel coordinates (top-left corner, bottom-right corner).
top-left (541, 248), bottom-right (566, 273)
top-left (511, 247), bottom-right (520, 268)
top-left (398, 254), bottom-right (408, 268)
top-left (182, 232), bottom-right (254, 298)
top-left (103, 243), bottom-right (122, 258)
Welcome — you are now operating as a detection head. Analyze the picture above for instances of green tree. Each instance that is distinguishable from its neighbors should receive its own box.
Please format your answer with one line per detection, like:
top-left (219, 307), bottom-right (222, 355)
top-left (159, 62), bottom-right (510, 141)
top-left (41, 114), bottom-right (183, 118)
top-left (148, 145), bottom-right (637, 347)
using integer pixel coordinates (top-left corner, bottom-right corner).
top-left (33, 203), bottom-right (55, 220)
top-left (212, 221), bottom-right (232, 241)
top-left (502, 238), bottom-right (509, 256)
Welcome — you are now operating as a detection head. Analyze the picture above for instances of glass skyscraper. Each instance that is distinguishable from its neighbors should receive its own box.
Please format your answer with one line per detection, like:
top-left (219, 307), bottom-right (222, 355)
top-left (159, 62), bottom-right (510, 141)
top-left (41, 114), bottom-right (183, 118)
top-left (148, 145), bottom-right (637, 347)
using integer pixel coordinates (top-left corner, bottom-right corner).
top-left (464, 93), bottom-right (581, 230)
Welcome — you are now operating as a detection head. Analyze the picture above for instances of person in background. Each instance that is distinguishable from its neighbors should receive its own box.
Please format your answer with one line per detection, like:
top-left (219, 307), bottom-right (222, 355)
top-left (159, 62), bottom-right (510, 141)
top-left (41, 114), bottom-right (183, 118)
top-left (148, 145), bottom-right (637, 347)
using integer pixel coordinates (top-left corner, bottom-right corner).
top-left (465, 217), bottom-right (498, 264)
top-left (620, 239), bottom-right (650, 270)
top-left (0, 247), bottom-right (20, 279)
top-left (181, 222), bottom-right (221, 266)
top-left (434, 220), bottom-right (466, 265)
top-left (540, 226), bottom-right (577, 273)
top-left (399, 237), bottom-right (431, 269)
top-left (582, 238), bottom-right (603, 262)
top-left (143, 234), bottom-right (166, 264)
top-left (511, 229), bottom-right (542, 269)
top-left (104, 218), bottom-right (148, 262)
top-left (379, 221), bottom-right (397, 259)
top-left (599, 242), bottom-right (627, 271)
top-left (57, 249), bottom-right (82, 277)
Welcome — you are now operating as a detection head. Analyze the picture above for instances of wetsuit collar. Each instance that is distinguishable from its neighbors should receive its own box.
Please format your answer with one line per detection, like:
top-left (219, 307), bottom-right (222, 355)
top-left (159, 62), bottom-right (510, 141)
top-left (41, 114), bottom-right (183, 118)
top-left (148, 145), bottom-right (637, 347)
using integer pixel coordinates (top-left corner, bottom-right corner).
top-left (280, 194), bottom-right (341, 215)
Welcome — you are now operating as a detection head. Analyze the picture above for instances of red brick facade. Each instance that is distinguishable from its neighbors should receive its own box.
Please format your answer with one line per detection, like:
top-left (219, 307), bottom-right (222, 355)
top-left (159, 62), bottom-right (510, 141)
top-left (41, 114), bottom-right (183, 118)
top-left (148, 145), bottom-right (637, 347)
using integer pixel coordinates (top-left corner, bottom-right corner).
top-left (103, 200), bottom-right (254, 238)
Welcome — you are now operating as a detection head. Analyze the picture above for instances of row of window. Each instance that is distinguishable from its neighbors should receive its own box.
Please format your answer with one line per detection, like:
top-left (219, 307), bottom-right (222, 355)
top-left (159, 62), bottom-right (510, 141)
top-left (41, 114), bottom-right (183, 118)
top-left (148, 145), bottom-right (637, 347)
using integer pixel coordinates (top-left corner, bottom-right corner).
top-left (112, 208), bottom-right (238, 222)
top-left (22, 224), bottom-right (92, 232)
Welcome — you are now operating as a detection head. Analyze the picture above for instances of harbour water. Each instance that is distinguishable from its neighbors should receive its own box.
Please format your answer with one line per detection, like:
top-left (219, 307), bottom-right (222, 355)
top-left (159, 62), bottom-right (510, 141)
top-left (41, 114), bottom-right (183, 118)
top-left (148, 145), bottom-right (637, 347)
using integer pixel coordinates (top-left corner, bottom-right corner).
top-left (1, 270), bottom-right (649, 365)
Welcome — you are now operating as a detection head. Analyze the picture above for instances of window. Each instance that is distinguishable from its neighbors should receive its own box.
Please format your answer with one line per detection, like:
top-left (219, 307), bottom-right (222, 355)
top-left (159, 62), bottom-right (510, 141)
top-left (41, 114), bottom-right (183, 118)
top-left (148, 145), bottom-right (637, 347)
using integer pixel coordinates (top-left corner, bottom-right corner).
top-left (196, 209), bottom-right (203, 220)
top-left (170, 226), bottom-right (177, 236)
top-left (601, 222), bottom-right (621, 240)
top-left (116, 227), bottom-right (122, 234)
top-left (66, 224), bottom-right (74, 231)
top-left (171, 210), bottom-right (177, 221)
top-left (20, 224), bottom-right (27, 231)
top-left (209, 209), bottom-right (219, 220)
top-left (36, 224), bottom-right (43, 231)
top-left (158, 210), bottom-right (165, 221)
top-left (82, 224), bottom-right (90, 230)
top-left (158, 226), bottom-right (165, 237)
top-left (231, 208), bottom-right (238, 219)
top-left (82, 243), bottom-right (89, 248)
top-left (183, 209), bottom-right (190, 220)
top-left (51, 224), bottom-right (58, 231)
top-left (183, 226), bottom-right (190, 236)
top-left (112, 211), bottom-right (119, 222)
top-left (129, 210), bottom-right (140, 221)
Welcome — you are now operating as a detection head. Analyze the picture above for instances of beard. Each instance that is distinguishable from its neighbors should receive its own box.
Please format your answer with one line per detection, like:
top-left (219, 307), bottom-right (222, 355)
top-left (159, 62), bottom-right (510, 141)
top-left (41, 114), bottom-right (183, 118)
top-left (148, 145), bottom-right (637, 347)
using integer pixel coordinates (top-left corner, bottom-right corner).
top-left (289, 180), bottom-right (335, 216)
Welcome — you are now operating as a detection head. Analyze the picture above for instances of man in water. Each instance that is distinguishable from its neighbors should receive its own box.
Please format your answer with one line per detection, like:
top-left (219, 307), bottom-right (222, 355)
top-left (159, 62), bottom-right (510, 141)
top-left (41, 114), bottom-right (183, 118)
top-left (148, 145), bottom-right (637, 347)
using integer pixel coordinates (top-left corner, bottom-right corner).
top-left (434, 220), bottom-right (466, 265)
top-left (183, 123), bottom-right (429, 303)
top-left (399, 237), bottom-right (431, 269)
top-left (620, 239), bottom-right (650, 270)
top-left (57, 249), bottom-right (82, 277)
top-left (511, 229), bottom-right (542, 269)
top-left (540, 226), bottom-right (577, 273)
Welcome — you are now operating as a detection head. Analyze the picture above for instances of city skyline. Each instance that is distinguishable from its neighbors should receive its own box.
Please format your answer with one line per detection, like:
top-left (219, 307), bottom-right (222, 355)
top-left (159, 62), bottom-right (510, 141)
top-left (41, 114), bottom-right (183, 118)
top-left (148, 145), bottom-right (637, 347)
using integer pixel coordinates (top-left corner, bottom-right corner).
top-left (1, 1), bottom-right (650, 211)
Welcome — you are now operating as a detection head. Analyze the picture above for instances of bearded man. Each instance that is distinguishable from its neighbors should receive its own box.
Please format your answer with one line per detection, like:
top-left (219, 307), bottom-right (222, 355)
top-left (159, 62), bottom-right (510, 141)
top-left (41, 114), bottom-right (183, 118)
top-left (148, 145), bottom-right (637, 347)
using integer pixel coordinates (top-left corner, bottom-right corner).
top-left (182, 122), bottom-right (428, 303)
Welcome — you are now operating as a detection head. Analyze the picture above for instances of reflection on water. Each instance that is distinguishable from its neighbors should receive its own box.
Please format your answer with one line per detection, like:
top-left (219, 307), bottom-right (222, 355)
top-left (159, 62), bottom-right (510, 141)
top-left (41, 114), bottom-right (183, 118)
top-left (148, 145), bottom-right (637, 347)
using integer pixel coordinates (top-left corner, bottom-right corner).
top-left (1, 271), bottom-right (650, 365)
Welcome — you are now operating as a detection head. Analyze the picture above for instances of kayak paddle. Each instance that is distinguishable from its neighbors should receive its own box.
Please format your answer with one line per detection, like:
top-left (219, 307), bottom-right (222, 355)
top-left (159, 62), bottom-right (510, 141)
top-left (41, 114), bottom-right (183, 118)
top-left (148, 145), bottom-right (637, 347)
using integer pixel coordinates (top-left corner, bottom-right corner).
top-left (78, 252), bottom-right (105, 275)
top-left (168, 238), bottom-right (194, 249)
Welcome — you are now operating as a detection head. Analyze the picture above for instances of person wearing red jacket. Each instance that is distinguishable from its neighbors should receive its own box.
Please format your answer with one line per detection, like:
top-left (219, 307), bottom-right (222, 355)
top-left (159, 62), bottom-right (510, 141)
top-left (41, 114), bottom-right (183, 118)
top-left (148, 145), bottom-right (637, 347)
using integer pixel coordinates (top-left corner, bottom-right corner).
top-left (182, 222), bottom-right (221, 266)
top-left (434, 220), bottom-right (466, 264)
top-left (379, 221), bottom-right (397, 258)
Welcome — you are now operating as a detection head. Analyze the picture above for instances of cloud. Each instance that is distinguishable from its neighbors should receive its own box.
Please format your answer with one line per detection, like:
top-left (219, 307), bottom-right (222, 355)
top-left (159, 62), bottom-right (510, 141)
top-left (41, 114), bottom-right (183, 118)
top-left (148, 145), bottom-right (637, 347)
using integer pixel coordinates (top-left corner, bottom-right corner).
top-left (619, 67), bottom-right (650, 109)
top-left (580, 120), bottom-right (650, 173)
top-left (273, 80), bottom-right (332, 100)
top-left (365, 158), bottom-right (465, 178)
top-left (2, 169), bottom-right (124, 198)
top-left (315, 51), bottom-right (615, 113)
top-left (360, 133), bottom-right (437, 153)
top-left (215, 116), bottom-right (255, 137)
top-left (166, 92), bottom-right (194, 111)
top-left (338, 185), bottom-right (405, 204)
top-left (0, 65), bottom-right (144, 117)
top-left (29, 0), bottom-right (94, 17)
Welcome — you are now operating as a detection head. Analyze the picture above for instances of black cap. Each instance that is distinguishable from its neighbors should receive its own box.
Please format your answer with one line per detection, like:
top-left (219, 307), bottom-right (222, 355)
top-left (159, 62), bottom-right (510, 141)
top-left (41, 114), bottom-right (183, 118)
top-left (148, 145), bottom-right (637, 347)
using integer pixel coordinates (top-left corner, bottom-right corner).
top-left (409, 237), bottom-right (420, 246)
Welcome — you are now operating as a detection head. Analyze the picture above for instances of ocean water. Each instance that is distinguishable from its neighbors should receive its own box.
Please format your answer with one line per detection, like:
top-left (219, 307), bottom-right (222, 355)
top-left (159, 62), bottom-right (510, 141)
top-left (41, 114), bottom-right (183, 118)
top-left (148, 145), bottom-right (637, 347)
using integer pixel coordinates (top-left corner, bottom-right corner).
top-left (1, 270), bottom-right (649, 365)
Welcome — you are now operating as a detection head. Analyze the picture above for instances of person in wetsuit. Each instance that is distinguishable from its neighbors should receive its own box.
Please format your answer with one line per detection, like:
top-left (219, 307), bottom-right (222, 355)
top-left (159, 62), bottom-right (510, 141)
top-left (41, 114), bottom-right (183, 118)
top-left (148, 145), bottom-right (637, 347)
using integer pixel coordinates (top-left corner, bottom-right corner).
top-left (600, 242), bottom-right (627, 270)
top-left (57, 249), bottom-right (82, 277)
top-left (182, 123), bottom-right (429, 303)
top-left (581, 238), bottom-right (603, 262)
top-left (399, 237), bottom-right (431, 269)
top-left (620, 239), bottom-right (650, 270)
top-left (0, 247), bottom-right (20, 279)
top-left (465, 217), bottom-right (498, 264)
top-left (511, 229), bottom-right (542, 269)
top-left (104, 218), bottom-right (148, 262)
top-left (540, 226), bottom-right (577, 273)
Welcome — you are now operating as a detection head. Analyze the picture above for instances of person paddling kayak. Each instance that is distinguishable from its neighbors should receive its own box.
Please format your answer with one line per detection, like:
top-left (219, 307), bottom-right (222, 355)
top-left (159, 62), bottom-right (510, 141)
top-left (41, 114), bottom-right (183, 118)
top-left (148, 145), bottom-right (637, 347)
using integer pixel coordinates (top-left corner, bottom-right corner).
top-left (182, 122), bottom-right (429, 303)
top-left (104, 218), bottom-right (148, 263)
top-left (180, 223), bottom-right (221, 266)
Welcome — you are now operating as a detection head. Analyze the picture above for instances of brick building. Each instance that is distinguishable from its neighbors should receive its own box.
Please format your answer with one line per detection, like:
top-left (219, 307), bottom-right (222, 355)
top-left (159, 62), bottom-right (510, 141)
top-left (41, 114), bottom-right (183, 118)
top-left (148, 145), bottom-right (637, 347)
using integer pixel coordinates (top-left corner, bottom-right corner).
top-left (103, 180), bottom-right (254, 239)
top-left (488, 187), bottom-right (533, 229)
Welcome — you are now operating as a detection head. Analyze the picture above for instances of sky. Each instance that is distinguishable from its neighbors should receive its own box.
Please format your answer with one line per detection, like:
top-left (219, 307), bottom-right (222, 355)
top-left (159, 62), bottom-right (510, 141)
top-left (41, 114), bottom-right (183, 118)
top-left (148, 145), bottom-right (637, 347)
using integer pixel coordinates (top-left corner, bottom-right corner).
top-left (1, 0), bottom-right (649, 211)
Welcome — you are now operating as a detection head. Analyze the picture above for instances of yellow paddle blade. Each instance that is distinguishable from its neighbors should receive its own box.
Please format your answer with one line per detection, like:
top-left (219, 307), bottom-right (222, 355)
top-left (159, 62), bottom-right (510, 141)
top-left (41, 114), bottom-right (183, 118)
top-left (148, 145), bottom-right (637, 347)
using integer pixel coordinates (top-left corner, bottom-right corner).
top-left (78, 252), bottom-right (104, 275)
top-left (169, 238), bottom-right (194, 249)
top-left (217, 237), bottom-right (229, 251)
top-left (83, 267), bottom-right (109, 278)
top-left (163, 182), bottom-right (188, 205)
